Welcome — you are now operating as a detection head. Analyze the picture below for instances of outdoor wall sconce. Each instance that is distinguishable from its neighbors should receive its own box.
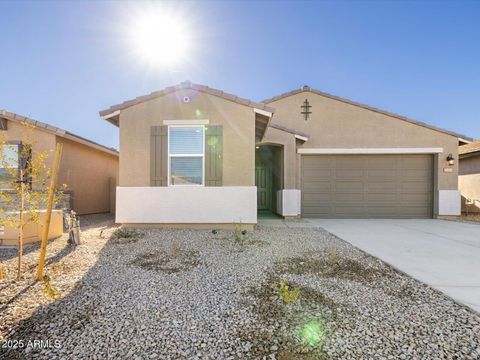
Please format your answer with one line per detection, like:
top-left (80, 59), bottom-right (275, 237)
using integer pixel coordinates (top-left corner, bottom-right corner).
top-left (255, 145), bottom-right (260, 149)
top-left (446, 154), bottom-right (455, 166)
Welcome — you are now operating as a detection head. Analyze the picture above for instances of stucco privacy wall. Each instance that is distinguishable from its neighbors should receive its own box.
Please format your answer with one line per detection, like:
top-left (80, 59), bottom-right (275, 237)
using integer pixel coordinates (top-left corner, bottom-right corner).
top-left (119, 89), bottom-right (256, 187)
top-left (459, 156), bottom-right (480, 212)
top-left (56, 137), bottom-right (118, 215)
top-left (263, 91), bottom-right (460, 216)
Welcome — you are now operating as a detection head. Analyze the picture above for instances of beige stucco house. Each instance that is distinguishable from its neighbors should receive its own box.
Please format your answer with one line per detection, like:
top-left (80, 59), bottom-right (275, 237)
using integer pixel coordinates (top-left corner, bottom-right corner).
top-left (100, 81), bottom-right (470, 228)
top-left (0, 110), bottom-right (119, 215)
top-left (459, 140), bottom-right (480, 213)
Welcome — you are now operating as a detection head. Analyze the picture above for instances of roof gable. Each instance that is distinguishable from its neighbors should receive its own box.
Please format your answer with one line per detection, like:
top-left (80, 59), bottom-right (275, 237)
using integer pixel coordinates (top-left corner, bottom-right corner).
top-left (263, 86), bottom-right (472, 141)
top-left (0, 110), bottom-right (118, 156)
top-left (100, 81), bottom-right (275, 126)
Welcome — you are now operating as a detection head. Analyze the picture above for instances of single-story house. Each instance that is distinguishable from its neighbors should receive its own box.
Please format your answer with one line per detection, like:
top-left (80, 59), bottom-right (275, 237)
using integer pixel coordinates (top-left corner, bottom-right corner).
top-left (0, 110), bottom-right (119, 215)
top-left (100, 81), bottom-right (471, 229)
top-left (459, 140), bottom-right (480, 213)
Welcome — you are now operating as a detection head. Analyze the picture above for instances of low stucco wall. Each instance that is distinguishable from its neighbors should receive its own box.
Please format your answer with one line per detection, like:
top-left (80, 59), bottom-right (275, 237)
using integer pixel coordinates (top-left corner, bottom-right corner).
top-left (0, 210), bottom-right (63, 246)
top-left (459, 156), bottom-right (480, 213)
top-left (116, 186), bottom-right (257, 225)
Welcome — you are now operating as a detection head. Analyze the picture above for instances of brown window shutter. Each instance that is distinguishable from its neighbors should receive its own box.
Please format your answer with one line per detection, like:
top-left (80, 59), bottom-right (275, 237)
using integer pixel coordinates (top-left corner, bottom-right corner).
top-left (150, 126), bottom-right (168, 186)
top-left (205, 125), bottom-right (223, 186)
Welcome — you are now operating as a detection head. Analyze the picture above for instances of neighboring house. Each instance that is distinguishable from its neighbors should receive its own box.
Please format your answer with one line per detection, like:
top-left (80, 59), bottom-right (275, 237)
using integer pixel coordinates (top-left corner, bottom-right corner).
top-left (0, 110), bottom-right (119, 215)
top-left (459, 140), bottom-right (480, 213)
top-left (100, 81), bottom-right (471, 228)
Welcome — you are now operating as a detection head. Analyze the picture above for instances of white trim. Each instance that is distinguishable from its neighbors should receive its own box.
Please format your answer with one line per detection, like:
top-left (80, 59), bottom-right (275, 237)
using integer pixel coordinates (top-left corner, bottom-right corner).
top-left (167, 125), bottom-right (205, 186)
top-left (102, 110), bottom-right (120, 120)
top-left (254, 108), bottom-right (273, 118)
top-left (163, 119), bottom-right (209, 125)
top-left (458, 137), bottom-right (472, 144)
top-left (294, 134), bottom-right (309, 142)
top-left (297, 147), bottom-right (444, 154)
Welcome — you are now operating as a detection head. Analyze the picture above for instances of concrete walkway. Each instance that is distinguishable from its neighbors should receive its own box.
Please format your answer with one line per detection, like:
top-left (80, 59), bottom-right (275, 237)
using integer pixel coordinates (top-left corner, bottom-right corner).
top-left (306, 219), bottom-right (480, 313)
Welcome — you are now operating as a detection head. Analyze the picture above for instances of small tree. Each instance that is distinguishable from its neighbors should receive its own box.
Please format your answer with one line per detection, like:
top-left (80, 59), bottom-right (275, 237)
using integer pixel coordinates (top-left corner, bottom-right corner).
top-left (0, 122), bottom-right (66, 278)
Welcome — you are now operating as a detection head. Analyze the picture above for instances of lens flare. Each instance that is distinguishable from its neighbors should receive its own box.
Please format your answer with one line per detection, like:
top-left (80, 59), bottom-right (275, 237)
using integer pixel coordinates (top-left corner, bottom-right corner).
top-left (300, 320), bottom-right (325, 347)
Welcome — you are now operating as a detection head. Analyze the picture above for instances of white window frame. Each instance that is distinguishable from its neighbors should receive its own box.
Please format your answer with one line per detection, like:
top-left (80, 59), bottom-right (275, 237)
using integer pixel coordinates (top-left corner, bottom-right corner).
top-left (167, 125), bottom-right (205, 186)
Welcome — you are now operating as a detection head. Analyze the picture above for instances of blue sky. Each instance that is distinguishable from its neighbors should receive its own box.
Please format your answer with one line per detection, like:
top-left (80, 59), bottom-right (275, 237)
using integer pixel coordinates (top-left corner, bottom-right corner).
top-left (1, 0), bottom-right (479, 149)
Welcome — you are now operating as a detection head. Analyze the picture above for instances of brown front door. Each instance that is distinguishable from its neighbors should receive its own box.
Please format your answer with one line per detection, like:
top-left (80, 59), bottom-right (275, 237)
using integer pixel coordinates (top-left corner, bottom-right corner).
top-left (256, 165), bottom-right (272, 211)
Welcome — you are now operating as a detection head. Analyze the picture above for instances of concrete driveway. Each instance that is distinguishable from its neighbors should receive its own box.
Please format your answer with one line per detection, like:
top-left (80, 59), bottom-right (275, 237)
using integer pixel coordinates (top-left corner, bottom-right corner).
top-left (306, 219), bottom-right (480, 313)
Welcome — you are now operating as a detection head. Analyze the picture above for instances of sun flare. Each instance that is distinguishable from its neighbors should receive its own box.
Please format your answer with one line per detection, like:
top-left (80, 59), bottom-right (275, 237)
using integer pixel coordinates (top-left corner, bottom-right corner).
top-left (126, 7), bottom-right (191, 68)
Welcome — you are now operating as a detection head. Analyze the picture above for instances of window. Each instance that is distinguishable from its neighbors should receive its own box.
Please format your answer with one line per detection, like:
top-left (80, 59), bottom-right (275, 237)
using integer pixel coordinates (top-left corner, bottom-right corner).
top-left (0, 143), bottom-right (20, 190)
top-left (168, 126), bottom-right (204, 185)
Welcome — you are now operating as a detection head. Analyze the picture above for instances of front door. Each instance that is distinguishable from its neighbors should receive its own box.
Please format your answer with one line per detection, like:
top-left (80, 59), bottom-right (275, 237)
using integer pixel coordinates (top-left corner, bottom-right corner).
top-left (255, 165), bottom-right (272, 211)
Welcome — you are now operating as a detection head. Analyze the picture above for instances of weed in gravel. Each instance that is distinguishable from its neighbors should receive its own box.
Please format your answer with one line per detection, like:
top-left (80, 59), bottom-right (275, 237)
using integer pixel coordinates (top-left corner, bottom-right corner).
top-left (131, 250), bottom-right (200, 273)
top-left (169, 241), bottom-right (181, 258)
top-left (0, 266), bottom-right (5, 280)
top-left (325, 247), bottom-right (339, 266)
top-left (111, 228), bottom-right (143, 244)
top-left (42, 275), bottom-right (61, 300)
top-left (233, 223), bottom-right (245, 245)
top-left (272, 278), bottom-right (300, 304)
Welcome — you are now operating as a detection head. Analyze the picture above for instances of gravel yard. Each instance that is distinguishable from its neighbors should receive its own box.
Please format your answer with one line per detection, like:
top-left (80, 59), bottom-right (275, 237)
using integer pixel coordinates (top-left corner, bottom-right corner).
top-left (1, 216), bottom-right (479, 359)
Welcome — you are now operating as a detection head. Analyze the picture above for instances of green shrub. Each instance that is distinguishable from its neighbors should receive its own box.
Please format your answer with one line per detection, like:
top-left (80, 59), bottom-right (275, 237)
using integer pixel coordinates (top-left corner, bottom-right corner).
top-left (113, 228), bottom-right (138, 239)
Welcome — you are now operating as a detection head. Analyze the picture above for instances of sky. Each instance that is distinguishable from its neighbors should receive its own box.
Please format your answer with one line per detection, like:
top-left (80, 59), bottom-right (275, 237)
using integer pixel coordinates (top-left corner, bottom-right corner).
top-left (1, 0), bottom-right (479, 149)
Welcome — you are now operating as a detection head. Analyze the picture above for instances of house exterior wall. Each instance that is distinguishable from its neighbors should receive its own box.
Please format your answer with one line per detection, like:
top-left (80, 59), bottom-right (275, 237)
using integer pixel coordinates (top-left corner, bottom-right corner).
top-left (1, 120), bottom-right (57, 176)
top-left (263, 91), bottom-right (460, 216)
top-left (57, 137), bottom-right (119, 215)
top-left (459, 155), bottom-right (480, 212)
top-left (118, 89), bottom-right (256, 187)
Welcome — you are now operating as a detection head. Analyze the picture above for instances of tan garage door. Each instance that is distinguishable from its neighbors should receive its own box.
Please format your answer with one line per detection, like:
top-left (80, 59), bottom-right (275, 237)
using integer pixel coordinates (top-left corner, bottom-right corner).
top-left (301, 154), bottom-right (433, 218)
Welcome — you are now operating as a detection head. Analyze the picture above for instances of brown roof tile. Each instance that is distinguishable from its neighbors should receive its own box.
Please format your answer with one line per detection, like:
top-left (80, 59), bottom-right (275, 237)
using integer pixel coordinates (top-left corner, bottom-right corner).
top-left (459, 140), bottom-right (480, 155)
top-left (99, 81), bottom-right (275, 121)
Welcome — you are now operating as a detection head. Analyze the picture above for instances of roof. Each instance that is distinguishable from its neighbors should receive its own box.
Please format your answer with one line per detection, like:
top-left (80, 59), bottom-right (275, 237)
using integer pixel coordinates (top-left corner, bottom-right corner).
top-left (268, 123), bottom-right (309, 140)
top-left (0, 109), bottom-right (118, 156)
top-left (263, 85), bottom-right (472, 141)
top-left (459, 140), bottom-right (480, 156)
top-left (99, 81), bottom-right (275, 126)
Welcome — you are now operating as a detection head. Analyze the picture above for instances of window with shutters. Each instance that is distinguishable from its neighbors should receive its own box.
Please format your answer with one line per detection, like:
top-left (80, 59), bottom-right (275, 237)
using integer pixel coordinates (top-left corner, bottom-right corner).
top-left (0, 142), bottom-right (31, 190)
top-left (168, 126), bottom-right (204, 186)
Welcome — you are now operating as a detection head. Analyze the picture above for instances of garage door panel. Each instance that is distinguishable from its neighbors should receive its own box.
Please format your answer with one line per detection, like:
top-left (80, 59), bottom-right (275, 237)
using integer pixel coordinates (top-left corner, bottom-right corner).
top-left (302, 181), bottom-right (331, 192)
top-left (334, 206), bottom-right (365, 215)
top-left (367, 157), bottom-right (396, 168)
top-left (401, 182), bottom-right (432, 192)
top-left (335, 169), bottom-right (364, 178)
top-left (302, 168), bottom-right (332, 179)
top-left (398, 206), bottom-right (431, 217)
top-left (367, 206), bottom-right (398, 217)
top-left (302, 206), bottom-right (331, 216)
top-left (303, 193), bottom-right (331, 203)
top-left (334, 193), bottom-right (365, 201)
top-left (301, 154), bottom-right (433, 218)
top-left (303, 156), bottom-right (331, 168)
top-left (334, 181), bottom-right (364, 193)
top-left (368, 193), bottom-right (397, 202)
top-left (401, 169), bottom-right (432, 178)
top-left (367, 169), bottom-right (397, 178)
top-left (367, 182), bottom-right (397, 192)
